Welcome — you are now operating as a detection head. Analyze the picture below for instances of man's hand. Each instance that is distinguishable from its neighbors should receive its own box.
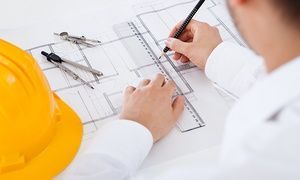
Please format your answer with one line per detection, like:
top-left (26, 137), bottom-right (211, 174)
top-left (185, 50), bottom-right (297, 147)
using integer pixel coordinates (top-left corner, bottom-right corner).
top-left (120, 74), bottom-right (185, 142)
top-left (165, 20), bottom-right (223, 70)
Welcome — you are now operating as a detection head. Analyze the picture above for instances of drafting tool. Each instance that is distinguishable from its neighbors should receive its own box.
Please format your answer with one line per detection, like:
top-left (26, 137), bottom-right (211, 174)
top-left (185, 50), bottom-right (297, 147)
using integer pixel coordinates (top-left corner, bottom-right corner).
top-left (114, 22), bottom-right (205, 132)
top-left (54, 32), bottom-right (101, 47)
top-left (158, 0), bottom-right (206, 59)
top-left (10, 0), bottom-right (240, 168)
top-left (41, 51), bottom-right (103, 89)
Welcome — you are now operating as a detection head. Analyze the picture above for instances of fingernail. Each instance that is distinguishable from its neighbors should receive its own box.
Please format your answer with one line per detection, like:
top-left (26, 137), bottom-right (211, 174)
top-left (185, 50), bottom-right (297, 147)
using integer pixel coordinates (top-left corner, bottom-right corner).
top-left (179, 95), bottom-right (185, 101)
top-left (165, 38), bottom-right (173, 46)
top-left (164, 40), bottom-right (170, 46)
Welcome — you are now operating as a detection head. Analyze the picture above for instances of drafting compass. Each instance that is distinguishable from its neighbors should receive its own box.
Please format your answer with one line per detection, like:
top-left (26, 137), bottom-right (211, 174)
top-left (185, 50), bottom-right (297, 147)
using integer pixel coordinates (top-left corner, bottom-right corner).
top-left (54, 32), bottom-right (101, 47)
top-left (41, 51), bottom-right (103, 89)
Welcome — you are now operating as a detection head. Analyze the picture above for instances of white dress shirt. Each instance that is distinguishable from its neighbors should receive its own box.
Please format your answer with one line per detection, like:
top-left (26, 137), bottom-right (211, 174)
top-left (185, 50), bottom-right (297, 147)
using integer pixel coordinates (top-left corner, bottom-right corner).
top-left (64, 42), bottom-right (300, 180)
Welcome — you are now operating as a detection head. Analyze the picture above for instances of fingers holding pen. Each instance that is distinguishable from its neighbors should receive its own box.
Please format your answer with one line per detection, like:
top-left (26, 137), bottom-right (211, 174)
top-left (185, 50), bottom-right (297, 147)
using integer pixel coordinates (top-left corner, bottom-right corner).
top-left (169, 19), bottom-right (199, 38)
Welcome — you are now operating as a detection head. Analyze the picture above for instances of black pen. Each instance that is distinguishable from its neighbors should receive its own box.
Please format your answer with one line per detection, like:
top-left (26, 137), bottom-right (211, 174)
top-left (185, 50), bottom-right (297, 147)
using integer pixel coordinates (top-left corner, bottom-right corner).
top-left (158, 0), bottom-right (206, 59)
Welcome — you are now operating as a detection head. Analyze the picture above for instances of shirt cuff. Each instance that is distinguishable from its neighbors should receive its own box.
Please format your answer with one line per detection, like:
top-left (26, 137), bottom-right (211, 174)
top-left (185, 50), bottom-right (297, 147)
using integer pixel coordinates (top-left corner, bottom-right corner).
top-left (205, 42), bottom-right (264, 97)
top-left (205, 42), bottom-right (247, 82)
top-left (84, 120), bottom-right (154, 173)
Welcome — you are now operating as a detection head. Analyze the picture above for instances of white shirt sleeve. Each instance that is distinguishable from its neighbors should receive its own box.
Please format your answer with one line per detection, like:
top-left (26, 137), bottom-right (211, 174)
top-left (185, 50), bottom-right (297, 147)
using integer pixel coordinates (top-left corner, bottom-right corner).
top-left (205, 42), bottom-right (266, 97)
top-left (63, 120), bottom-right (153, 180)
top-left (133, 100), bottom-right (300, 180)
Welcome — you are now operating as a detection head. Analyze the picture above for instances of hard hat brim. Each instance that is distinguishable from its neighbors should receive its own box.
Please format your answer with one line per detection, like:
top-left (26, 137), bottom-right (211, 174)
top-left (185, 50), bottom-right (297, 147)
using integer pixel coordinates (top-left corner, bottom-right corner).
top-left (0, 94), bottom-right (83, 179)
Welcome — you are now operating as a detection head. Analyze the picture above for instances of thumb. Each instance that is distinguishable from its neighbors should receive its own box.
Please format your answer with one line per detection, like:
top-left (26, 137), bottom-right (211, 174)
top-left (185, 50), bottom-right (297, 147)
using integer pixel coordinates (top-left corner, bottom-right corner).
top-left (172, 96), bottom-right (185, 118)
top-left (165, 38), bottom-right (191, 55)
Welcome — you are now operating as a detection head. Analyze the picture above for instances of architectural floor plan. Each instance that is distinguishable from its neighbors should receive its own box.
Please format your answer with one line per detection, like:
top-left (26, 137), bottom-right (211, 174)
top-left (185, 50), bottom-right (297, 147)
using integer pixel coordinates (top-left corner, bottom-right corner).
top-left (2, 0), bottom-right (243, 168)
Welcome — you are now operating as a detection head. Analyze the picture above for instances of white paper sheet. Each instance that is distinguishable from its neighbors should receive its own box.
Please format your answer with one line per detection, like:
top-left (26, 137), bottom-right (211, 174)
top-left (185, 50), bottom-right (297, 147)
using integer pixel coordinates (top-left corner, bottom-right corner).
top-left (0, 0), bottom-right (243, 170)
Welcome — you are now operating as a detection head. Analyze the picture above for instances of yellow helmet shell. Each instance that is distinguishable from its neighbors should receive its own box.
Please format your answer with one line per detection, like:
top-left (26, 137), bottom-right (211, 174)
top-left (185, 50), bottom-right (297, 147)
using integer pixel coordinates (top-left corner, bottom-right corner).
top-left (0, 39), bottom-right (83, 179)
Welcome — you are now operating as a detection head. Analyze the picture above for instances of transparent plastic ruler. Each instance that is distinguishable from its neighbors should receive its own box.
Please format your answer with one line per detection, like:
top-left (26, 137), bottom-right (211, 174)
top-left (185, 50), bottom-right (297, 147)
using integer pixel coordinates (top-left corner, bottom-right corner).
top-left (113, 22), bottom-right (205, 132)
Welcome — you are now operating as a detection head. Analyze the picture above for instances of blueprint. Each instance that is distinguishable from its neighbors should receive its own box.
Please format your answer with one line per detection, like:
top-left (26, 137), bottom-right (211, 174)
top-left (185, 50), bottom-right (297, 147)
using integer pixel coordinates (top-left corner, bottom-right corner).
top-left (0, 0), bottom-right (243, 169)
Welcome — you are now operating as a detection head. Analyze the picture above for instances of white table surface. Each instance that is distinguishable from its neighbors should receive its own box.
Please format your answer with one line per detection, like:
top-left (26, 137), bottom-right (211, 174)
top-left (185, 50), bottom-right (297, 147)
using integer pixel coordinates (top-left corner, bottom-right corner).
top-left (1, 0), bottom-right (221, 178)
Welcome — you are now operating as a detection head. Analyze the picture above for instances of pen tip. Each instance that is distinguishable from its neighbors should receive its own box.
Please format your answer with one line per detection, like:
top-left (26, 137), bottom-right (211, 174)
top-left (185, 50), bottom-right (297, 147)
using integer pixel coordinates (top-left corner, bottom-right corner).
top-left (158, 52), bottom-right (165, 60)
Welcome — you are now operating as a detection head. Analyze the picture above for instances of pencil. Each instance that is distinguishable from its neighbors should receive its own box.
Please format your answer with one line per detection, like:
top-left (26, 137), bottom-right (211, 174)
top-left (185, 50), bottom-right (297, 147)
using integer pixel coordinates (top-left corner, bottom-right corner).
top-left (158, 0), bottom-right (206, 59)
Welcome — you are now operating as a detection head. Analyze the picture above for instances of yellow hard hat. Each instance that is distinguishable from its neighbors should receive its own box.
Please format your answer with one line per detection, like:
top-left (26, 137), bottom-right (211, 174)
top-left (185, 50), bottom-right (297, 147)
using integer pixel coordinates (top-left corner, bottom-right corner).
top-left (0, 39), bottom-right (83, 179)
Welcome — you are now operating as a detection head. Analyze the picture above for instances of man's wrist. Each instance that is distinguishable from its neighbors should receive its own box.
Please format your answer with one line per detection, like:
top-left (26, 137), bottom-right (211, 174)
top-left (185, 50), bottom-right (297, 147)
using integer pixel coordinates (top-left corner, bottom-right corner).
top-left (120, 119), bottom-right (155, 142)
top-left (204, 41), bottom-right (227, 74)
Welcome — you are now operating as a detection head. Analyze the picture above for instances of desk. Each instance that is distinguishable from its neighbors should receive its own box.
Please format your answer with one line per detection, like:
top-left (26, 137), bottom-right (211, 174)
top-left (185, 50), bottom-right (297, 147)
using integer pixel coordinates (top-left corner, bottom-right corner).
top-left (1, 0), bottom-right (228, 179)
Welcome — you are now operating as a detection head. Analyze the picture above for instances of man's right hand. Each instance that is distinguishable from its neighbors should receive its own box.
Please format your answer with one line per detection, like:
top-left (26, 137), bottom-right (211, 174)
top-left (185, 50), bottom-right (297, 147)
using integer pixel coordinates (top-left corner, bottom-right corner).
top-left (165, 20), bottom-right (223, 70)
